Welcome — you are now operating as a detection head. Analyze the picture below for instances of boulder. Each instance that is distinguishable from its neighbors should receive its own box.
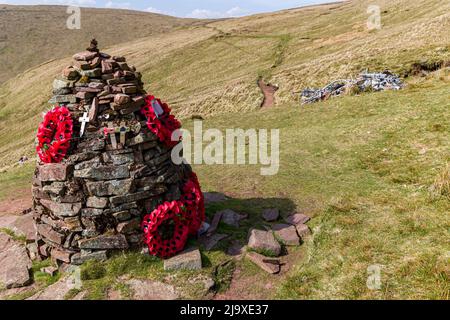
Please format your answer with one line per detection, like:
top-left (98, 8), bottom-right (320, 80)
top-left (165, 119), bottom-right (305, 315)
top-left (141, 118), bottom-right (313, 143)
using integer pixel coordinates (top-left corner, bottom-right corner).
top-left (0, 233), bottom-right (32, 289)
top-left (262, 208), bottom-right (279, 222)
top-left (285, 213), bottom-right (311, 226)
top-left (164, 247), bottom-right (202, 271)
top-left (272, 224), bottom-right (300, 246)
top-left (247, 229), bottom-right (281, 256)
top-left (219, 209), bottom-right (247, 228)
top-left (246, 252), bottom-right (280, 274)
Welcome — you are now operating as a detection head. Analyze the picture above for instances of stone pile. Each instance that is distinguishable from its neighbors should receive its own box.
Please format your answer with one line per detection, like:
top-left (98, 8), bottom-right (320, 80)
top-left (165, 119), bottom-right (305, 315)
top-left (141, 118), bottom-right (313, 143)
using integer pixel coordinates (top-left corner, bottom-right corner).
top-left (32, 40), bottom-right (191, 267)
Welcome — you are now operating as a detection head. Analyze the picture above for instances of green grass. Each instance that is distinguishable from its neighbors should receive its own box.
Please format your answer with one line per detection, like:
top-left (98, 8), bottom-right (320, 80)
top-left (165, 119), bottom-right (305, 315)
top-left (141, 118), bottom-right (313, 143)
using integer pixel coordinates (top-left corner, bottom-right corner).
top-left (0, 162), bottom-right (34, 201)
top-left (182, 76), bottom-right (450, 299)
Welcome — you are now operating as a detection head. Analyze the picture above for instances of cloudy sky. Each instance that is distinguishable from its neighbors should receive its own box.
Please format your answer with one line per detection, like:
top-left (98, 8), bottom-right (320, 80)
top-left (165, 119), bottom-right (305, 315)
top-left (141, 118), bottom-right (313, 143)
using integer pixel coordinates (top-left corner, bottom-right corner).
top-left (1, 0), bottom-right (335, 18)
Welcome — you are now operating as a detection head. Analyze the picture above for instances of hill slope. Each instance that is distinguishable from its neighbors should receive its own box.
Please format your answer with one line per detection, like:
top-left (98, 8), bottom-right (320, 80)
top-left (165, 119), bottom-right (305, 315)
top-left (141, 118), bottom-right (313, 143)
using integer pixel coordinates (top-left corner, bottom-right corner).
top-left (0, 0), bottom-right (449, 167)
top-left (0, 5), bottom-right (198, 84)
top-left (0, 0), bottom-right (448, 300)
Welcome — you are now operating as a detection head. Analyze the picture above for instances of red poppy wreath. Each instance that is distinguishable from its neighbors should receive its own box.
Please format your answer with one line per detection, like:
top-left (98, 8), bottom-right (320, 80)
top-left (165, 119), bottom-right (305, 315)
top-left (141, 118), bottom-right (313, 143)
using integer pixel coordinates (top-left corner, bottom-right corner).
top-left (141, 200), bottom-right (190, 259)
top-left (180, 172), bottom-right (205, 236)
top-left (36, 106), bottom-right (73, 163)
top-left (140, 95), bottom-right (181, 148)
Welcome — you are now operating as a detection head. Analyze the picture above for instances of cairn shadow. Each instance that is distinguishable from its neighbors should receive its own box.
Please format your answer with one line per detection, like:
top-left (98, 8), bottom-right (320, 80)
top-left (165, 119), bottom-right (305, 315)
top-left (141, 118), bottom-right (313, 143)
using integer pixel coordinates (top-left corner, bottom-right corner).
top-left (197, 194), bottom-right (297, 265)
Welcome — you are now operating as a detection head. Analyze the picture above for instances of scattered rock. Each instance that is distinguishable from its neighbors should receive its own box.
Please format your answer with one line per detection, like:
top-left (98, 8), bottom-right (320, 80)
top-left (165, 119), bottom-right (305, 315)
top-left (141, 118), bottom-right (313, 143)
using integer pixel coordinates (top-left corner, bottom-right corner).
top-left (207, 211), bottom-right (223, 236)
top-left (199, 233), bottom-right (229, 251)
top-left (27, 275), bottom-right (79, 300)
top-left (262, 208), bottom-right (279, 222)
top-left (220, 209), bottom-right (247, 228)
top-left (295, 224), bottom-right (311, 238)
top-left (164, 247), bottom-right (202, 271)
top-left (41, 266), bottom-right (58, 277)
top-left (0, 233), bottom-right (32, 289)
top-left (125, 279), bottom-right (179, 300)
top-left (246, 252), bottom-right (280, 274)
top-left (203, 192), bottom-right (227, 204)
top-left (285, 213), bottom-right (311, 226)
top-left (78, 234), bottom-right (128, 250)
top-left (226, 240), bottom-right (244, 257)
top-left (247, 229), bottom-right (281, 257)
top-left (272, 224), bottom-right (300, 246)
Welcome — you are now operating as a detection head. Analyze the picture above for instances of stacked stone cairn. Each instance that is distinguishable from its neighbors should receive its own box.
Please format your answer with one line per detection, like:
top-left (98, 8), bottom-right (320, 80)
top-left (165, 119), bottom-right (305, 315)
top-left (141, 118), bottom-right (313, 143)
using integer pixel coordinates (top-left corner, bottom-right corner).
top-left (32, 40), bottom-right (191, 267)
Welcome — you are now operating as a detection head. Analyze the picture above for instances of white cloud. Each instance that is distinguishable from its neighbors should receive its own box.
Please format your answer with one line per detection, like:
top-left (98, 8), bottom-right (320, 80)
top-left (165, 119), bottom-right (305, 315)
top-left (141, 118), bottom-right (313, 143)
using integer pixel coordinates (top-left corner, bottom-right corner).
top-left (187, 6), bottom-right (247, 19)
top-left (104, 1), bottom-right (130, 10)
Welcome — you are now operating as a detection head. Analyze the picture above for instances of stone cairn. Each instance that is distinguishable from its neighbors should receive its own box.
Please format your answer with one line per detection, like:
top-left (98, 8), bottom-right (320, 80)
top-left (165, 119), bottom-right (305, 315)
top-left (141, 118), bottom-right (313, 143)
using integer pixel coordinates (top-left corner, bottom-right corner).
top-left (32, 40), bottom-right (191, 267)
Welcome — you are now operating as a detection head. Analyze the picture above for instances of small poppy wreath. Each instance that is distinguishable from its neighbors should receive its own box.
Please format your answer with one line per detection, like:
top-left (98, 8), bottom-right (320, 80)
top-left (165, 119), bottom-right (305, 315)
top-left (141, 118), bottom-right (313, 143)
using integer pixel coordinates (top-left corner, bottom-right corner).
top-left (140, 95), bottom-right (181, 148)
top-left (180, 172), bottom-right (205, 236)
top-left (141, 201), bottom-right (190, 259)
top-left (36, 106), bottom-right (73, 163)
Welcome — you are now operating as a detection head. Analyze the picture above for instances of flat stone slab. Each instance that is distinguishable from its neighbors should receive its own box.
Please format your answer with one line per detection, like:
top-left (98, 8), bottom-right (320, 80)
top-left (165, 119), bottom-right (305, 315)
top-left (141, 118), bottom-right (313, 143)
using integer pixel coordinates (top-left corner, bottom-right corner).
top-left (247, 229), bottom-right (281, 257)
top-left (295, 224), bottom-right (311, 238)
top-left (164, 247), bottom-right (202, 271)
top-left (272, 224), bottom-right (300, 246)
top-left (246, 252), bottom-right (280, 274)
top-left (220, 209), bottom-right (247, 228)
top-left (285, 213), bottom-right (311, 226)
top-left (125, 279), bottom-right (179, 300)
top-left (10, 213), bottom-right (36, 242)
top-left (78, 234), bottom-right (128, 250)
top-left (0, 233), bottom-right (32, 289)
top-left (203, 192), bottom-right (227, 204)
top-left (262, 208), bottom-right (279, 222)
top-left (27, 275), bottom-right (79, 300)
top-left (199, 233), bottom-right (229, 251)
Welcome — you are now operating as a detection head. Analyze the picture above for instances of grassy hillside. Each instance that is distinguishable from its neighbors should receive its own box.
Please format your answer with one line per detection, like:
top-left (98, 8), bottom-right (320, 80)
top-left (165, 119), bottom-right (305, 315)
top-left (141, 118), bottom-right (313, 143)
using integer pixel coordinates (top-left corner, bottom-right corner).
top-left (0, 5), bottom-right (198, 84)
top-left (0, 0), bottom-right (448, 300)
top-left (0, 0), bottom-right (449, 168)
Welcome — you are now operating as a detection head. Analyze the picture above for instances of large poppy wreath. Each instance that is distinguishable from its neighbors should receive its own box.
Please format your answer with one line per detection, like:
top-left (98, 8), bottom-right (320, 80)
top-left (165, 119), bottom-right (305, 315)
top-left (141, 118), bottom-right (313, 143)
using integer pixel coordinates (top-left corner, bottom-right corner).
top-left (140, 95), bottom-right (181, 148)
top-left (36, 106), bottom-right (73, 163)
top-left (142, 173), bottom-right (205, 259)
top-left (141, 200), bottom-right (190, 259)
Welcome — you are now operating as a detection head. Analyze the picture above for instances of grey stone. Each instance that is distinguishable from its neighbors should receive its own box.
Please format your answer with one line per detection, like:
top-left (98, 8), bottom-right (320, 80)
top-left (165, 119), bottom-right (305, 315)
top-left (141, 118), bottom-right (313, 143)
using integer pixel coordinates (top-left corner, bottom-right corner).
top-left (81, 208), bottom-right (104, 217)
top-left (203, 192), bottom-right (227, 204)
top-left (40, 199), bottom-right (82, 217)
top-left (285, 213), bottom-right (311, 226)
top-left (80, 68), bottom-right (102, 78)
top-left (86, 197), bottom-right (109, 209)
top-left (110, 187), bottom-right (166, 206)
top-left (53, 78), bottom-right (74, 90)
top-left (127, 132), bottom-right (157, 146)
top-left (295, 224), bottom-right (311, 238)
top-left (247, 229), bottom-right (281, 256)
top-left (48, 94), bottom-right (77, 104)
top-left (220, 209), bottom-right (247, 228)
top-left (164, 247), bottom-right (202, 271)
top-left (125, 279), bottom-right (179, 300)
top-left (199, 233), bottom-right (229, 251)
top-left (272, 224), bottom-right (300, 246)
top-left (262, 208), bottom-right (279, 222)
top-left (0, 233), bottom-right (32, 289)
top-left (116, 218), bottom-right (140, 234)
top-left (74, 164), bottom-right (130, 181)
top-left (38, 164), bottom-right (73, 182)
top-left (78, 234), bottom-right (128, 250)
top-left (86, 179), bottom-right (133, 197)
top-left (103, 151), bottom-right (134, 165)
top-left (71, 250), bottom-right (108, 265)
top-left (246, 252), bottom-right (280, 274)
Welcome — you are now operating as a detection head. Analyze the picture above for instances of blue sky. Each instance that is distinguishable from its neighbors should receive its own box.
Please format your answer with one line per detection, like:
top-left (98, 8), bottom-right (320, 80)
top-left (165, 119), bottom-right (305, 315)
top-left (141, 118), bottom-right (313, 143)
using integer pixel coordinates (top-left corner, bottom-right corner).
top-left (1, 0), bottom-right (335, 18)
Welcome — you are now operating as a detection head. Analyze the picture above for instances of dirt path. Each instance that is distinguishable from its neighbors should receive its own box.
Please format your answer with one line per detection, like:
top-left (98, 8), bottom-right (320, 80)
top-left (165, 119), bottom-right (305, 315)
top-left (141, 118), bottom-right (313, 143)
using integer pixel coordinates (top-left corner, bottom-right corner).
top-left (0, 188), bottom-right (32, 216)
top-left (258, 79), bottom-right (278, 108)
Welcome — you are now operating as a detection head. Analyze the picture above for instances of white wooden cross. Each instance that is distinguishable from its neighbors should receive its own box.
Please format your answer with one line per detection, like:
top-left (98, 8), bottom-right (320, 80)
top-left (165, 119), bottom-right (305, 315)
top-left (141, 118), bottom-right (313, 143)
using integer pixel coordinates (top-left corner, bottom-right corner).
top-left (79, 112), bottom-right (89, 137)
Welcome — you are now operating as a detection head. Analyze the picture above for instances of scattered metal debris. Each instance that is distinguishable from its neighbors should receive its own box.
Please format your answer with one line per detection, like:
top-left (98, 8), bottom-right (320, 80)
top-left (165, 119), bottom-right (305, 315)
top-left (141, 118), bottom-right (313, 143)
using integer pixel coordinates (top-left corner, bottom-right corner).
top-left (300, 70), bottom-right (404, 104)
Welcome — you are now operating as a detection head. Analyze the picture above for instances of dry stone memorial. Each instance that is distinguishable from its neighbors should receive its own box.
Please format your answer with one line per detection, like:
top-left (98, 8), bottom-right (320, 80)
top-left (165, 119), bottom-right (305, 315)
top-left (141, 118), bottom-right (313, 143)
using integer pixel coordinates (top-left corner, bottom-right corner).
top-left (32, 40), bottom-right (205, 267)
